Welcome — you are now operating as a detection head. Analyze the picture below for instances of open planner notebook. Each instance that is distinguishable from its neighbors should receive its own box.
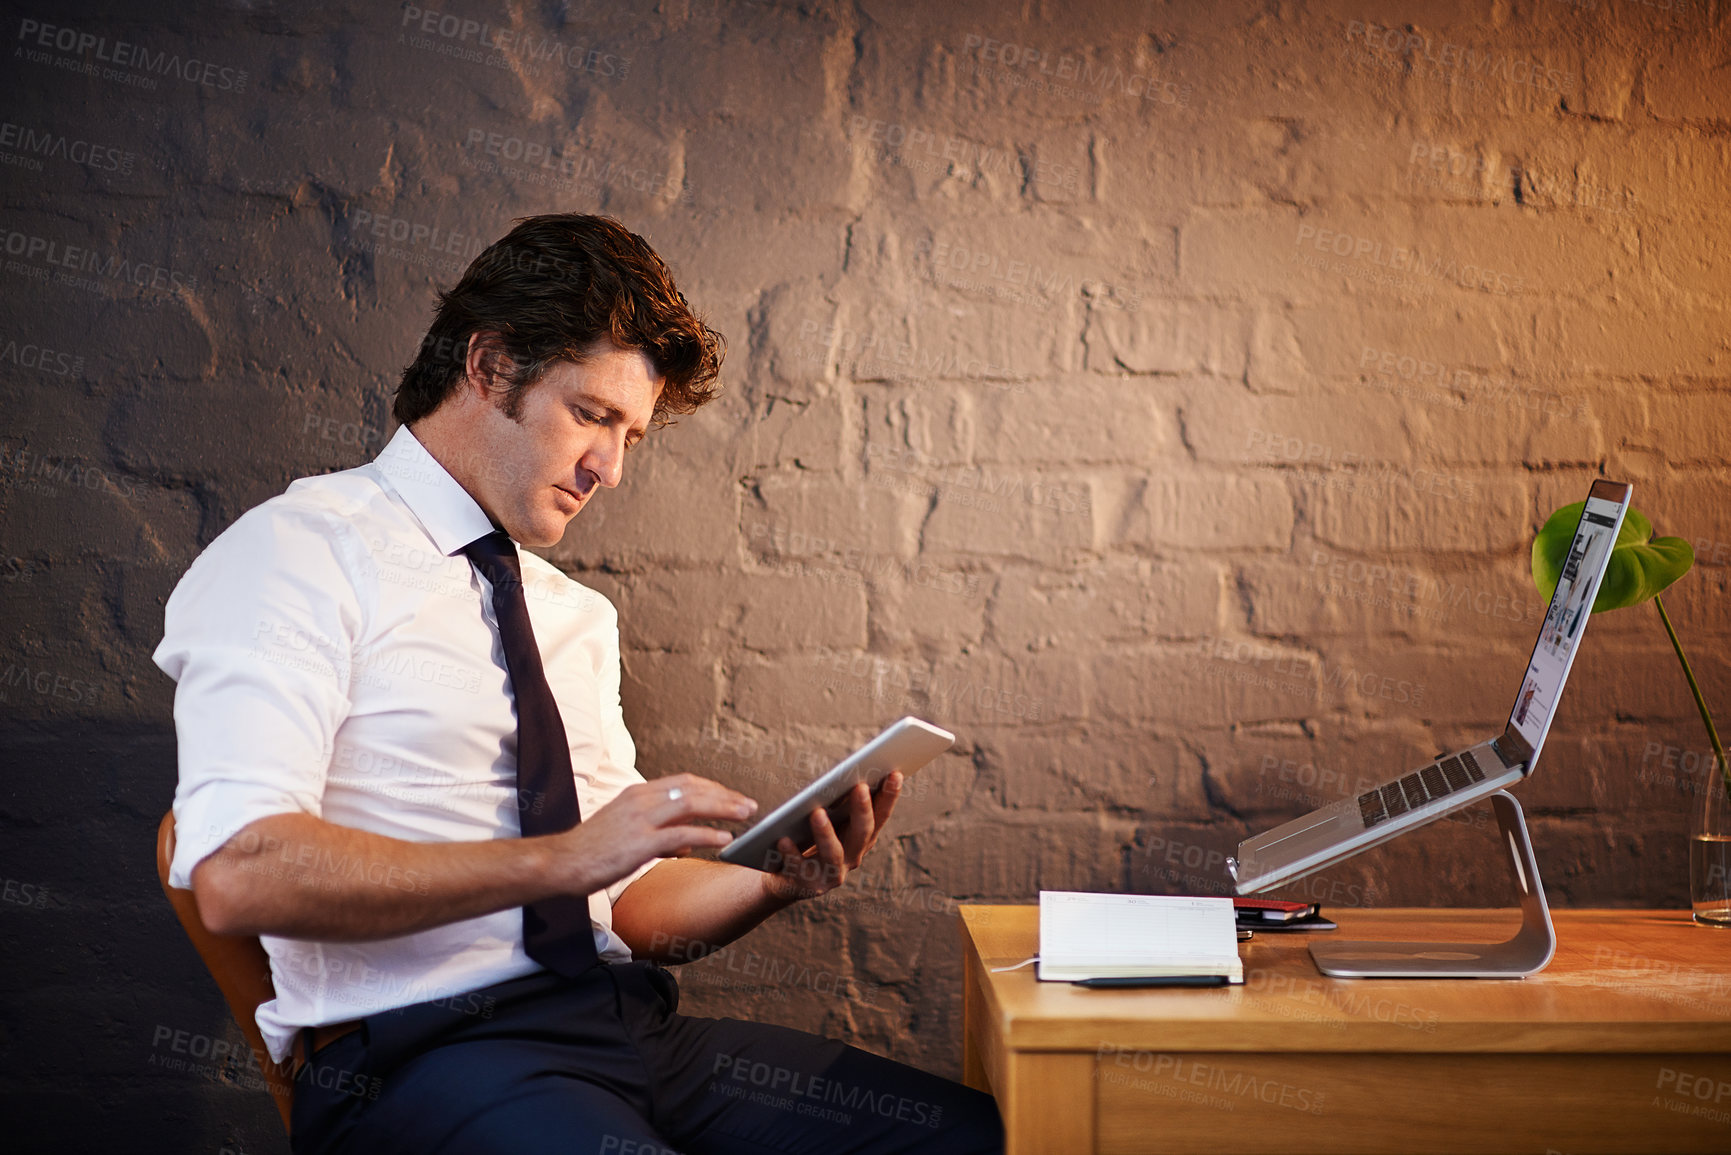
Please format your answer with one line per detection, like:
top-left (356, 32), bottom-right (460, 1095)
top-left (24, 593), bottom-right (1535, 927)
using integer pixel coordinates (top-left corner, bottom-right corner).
top-left (1036, 891), bottom-right (1244, 983)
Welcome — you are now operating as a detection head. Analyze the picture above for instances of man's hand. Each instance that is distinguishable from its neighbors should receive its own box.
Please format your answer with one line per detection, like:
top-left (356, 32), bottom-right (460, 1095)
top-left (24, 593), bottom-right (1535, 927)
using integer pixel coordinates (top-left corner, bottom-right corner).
top-left (609, 771), bottom-right (907, 961)
top-left (550, 773), bottom-right (758, 896)
top-left (760, 771), bottom-right (903, 903)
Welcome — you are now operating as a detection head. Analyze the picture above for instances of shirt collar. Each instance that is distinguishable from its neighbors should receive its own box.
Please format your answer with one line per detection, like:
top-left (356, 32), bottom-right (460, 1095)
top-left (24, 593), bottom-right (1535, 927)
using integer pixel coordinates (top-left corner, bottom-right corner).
top-left (373, 425), bottom-right (500, 557)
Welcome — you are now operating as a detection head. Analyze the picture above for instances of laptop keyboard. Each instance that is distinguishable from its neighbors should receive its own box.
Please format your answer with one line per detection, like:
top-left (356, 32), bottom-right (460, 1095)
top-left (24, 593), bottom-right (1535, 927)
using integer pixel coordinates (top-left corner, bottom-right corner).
top-left (1358, 752), bottom-right (1486, 828)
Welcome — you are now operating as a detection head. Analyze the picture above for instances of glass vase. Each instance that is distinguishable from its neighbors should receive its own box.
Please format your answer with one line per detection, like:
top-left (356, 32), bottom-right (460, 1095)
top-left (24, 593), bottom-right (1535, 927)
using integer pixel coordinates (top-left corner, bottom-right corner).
top-left (1691, 763), bottom-right (1731, 927)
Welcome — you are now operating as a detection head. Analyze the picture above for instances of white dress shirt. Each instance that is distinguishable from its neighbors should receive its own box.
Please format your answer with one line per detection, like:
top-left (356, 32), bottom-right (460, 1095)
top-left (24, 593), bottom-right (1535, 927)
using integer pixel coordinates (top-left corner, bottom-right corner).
top-left (154, 426), bottom-right (662, 1063)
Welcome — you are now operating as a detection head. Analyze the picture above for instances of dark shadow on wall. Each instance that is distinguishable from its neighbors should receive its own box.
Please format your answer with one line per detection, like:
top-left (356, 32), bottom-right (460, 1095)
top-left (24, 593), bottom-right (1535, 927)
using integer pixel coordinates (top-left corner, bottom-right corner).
top-left (0, 721), bottom-right (288, 1155)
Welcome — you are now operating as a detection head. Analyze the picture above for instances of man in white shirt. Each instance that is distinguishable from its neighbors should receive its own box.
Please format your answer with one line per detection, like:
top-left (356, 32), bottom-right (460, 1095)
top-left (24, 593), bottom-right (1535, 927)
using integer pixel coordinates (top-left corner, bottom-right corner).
top-left (155, 214), bottom-right (1002, 1154)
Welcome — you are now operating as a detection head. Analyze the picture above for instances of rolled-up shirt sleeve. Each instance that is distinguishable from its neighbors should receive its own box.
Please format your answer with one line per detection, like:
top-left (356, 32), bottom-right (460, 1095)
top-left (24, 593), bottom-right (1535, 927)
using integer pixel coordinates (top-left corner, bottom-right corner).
top-left (153, 501), bottom-right (364, 889)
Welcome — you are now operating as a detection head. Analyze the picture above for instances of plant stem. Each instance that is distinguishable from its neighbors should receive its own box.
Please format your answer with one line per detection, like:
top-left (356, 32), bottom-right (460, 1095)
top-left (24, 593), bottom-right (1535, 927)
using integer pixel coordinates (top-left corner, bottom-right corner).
top-left (1654, 594), bottom-right (1731, 804)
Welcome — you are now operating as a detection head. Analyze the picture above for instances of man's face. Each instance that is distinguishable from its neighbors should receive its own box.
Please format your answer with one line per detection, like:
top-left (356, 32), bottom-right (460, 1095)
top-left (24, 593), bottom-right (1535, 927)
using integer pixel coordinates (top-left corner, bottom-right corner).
top-left (462, 340), bottom-right (661, 547)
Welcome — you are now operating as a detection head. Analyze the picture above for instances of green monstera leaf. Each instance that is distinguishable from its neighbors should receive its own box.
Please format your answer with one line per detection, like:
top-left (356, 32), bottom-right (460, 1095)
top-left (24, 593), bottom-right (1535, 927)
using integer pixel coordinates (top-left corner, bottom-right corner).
top-left (1531, 502), bottom-right (1695, 613)
top-left (1532, 498), bottom-right (1729, 808)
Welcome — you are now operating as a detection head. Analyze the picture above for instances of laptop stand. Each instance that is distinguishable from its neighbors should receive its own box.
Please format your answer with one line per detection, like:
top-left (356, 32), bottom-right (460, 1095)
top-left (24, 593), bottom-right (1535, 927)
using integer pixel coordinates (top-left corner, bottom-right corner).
top-left (1309, 790), bottom-right (1557, 979)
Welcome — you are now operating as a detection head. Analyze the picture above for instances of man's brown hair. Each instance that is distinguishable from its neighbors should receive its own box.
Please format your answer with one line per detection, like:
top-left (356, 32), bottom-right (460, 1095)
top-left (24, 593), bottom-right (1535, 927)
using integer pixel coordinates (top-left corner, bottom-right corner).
top-left (393, 213), bottom-right (723, 426)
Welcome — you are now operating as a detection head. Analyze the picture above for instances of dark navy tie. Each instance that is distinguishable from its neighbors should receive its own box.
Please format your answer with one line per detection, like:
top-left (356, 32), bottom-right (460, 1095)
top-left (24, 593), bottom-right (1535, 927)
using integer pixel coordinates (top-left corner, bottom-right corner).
top-left (462, 531), bottom-right (598, 978)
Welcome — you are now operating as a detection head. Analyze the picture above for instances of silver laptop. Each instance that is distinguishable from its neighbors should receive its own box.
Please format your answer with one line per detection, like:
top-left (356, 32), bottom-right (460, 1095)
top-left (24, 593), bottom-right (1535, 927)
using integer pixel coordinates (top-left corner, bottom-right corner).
top-left (1228, 480), bottom-right (1632, 895)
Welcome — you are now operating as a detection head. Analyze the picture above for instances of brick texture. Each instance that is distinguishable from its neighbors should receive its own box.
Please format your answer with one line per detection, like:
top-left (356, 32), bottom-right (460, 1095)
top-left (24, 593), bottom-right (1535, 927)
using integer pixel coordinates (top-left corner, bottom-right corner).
top-left (4, 2), bottom-right (1730, 1150)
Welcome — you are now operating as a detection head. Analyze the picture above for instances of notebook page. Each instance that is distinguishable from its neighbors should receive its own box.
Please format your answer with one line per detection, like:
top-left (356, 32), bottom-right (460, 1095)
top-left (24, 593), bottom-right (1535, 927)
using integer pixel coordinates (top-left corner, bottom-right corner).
top-left (1039, 891), bottom-right (1237, 966)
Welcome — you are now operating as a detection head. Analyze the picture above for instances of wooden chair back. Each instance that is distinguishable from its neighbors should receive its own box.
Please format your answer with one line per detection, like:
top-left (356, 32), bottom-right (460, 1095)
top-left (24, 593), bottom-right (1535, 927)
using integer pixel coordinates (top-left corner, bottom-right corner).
top-left (154, 812), bottom-right (293, 1134)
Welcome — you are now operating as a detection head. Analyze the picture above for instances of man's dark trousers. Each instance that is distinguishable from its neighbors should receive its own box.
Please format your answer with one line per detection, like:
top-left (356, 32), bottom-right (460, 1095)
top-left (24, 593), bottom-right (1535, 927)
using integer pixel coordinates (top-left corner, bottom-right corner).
top-left (289, 962), bottom-right (1004, 1154)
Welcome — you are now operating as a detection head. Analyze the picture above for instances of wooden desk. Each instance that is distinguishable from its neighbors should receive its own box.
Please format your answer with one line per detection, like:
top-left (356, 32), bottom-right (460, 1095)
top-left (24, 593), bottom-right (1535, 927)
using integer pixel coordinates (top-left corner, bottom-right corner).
top-left (960, 906), bottom-right (1731, 1154)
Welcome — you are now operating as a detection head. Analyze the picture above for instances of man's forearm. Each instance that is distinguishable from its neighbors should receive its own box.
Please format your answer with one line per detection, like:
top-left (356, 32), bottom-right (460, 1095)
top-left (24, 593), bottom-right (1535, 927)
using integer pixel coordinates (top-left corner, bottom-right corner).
top-left (610, 857), bottom-right (796, 963)
top-left (189, 773), bottom-right (753, 941)
top-left (190, 811), bottom-right (558, 940)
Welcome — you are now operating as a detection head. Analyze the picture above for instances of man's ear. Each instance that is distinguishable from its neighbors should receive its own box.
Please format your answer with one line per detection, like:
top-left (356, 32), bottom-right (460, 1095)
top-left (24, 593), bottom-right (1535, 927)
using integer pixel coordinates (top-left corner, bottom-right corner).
top-left (462, 332), bottom-right (510, 401)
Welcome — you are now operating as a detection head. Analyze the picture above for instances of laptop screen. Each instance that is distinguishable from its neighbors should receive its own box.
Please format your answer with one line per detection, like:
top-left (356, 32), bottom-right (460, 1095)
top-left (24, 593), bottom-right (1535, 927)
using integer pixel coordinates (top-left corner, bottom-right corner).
top-left (1506, 483), bottom-right (1630, 758)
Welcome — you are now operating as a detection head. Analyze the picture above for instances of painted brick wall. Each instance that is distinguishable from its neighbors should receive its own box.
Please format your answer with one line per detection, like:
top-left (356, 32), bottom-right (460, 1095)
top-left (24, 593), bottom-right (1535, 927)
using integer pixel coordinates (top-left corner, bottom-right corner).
top-left (4, 1), bottom-right (1728, 1149)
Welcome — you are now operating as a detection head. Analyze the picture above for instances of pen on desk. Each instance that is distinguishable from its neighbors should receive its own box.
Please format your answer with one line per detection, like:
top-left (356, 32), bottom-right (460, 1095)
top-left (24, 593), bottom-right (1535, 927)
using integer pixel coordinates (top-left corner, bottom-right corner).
top-left (1071, 975), bottom-right (1232, 989)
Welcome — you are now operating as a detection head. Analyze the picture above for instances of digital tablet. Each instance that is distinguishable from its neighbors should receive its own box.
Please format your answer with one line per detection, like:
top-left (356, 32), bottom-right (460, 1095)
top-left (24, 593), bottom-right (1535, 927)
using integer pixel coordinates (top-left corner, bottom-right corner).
top-left (717, 717), bottom-right (954, 871)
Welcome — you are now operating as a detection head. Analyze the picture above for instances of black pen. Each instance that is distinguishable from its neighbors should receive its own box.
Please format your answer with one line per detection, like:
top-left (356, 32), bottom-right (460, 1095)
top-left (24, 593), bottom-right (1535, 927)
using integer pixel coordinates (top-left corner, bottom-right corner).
top-left (1071, 975), bottom-right (1232, 989)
